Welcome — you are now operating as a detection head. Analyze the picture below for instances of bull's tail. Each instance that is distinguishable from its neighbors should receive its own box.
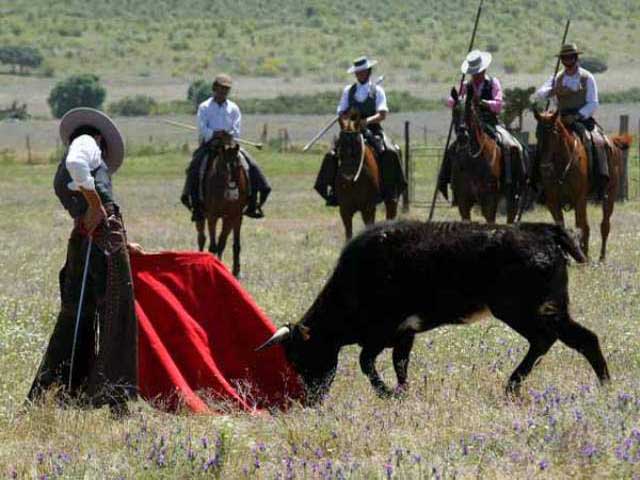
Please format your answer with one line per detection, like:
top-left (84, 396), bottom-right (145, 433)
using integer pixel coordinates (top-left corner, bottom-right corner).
top-left (611, 134), bottom-right (632, 151)
top-left (550, 225), bottom-right (588, 264)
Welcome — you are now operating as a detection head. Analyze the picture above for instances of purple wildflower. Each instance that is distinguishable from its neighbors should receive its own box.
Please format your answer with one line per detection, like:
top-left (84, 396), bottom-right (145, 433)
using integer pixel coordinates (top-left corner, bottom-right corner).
top-left (581, 443), bottom-right (598, 458)
top-left (384, 462), bottom-right (393, 479)
top-left (539, 459), bottom-right (550, 470)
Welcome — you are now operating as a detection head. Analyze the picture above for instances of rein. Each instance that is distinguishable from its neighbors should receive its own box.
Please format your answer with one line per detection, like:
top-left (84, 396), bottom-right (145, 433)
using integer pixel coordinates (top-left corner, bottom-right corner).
top-left (352, 134), bottom-right (366, 183)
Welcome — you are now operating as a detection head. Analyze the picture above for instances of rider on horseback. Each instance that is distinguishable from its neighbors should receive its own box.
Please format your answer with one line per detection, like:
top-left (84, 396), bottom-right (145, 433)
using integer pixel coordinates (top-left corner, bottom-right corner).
top-left (315, 57), bottom-right (406, 206)
top-left (535, 43), bottom-right (608, 193)
top-left (439, 50), bottom-right (528, 200)
top-left (181, 74), bottom-right (271, 221)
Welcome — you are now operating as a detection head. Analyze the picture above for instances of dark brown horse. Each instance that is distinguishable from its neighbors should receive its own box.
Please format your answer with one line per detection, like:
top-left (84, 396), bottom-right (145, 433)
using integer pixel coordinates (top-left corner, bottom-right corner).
top-left (336, 114), bottom-right (397, 240)
top-left (196, 141), bottom-right (249, 277)
top-left (533, 110), bottom-right (631, 260)
top-left (449, 89), bottom-right (518, 223)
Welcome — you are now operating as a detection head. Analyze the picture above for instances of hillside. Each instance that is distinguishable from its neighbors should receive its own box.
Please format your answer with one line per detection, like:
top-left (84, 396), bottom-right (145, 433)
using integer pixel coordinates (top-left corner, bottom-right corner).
top-left (1, 0), bottom-right (639, 81)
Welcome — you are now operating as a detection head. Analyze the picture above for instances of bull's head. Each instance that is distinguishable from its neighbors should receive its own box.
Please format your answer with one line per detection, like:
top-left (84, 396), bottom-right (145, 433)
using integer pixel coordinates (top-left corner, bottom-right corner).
top-left (256, 323), bottom-right (339, 405)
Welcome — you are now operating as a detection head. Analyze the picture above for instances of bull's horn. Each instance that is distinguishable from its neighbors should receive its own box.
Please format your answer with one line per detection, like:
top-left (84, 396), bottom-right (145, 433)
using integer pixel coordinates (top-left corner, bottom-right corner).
top-left (255, 326), bottom-right (291, 351)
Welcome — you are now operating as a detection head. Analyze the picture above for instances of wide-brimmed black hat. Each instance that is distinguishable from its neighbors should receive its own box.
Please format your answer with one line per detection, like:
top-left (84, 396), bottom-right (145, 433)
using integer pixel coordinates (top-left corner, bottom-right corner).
top-left (59, 107), bottom-right (125, 174)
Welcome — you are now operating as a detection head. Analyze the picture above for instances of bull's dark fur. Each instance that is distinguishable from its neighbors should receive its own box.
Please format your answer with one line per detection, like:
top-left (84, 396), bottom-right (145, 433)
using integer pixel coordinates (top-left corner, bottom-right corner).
top-left (276, 221), bottom-right (610, 403)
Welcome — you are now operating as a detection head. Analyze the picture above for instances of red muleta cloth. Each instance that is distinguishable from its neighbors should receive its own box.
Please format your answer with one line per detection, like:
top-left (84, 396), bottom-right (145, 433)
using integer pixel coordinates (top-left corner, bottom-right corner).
top-left (130, 252), bottom-right (304, 414)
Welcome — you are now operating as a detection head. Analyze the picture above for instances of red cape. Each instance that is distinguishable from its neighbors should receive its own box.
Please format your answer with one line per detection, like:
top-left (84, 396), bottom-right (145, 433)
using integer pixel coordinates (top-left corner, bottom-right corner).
top-left (130, 252), bottom-right (303, 414)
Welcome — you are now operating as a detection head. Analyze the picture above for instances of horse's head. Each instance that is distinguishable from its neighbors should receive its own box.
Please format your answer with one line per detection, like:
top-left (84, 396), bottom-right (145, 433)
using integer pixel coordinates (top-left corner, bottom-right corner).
top-left (533, 107), bottom-right (565, 166)
top-left (450, 87), bottom-right (469, 144)
top-left (337, 110), bottom-right (367, 179)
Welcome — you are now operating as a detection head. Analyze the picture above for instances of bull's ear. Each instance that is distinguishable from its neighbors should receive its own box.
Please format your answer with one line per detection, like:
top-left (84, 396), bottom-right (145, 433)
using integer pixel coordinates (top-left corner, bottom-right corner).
top-left (299, 325), bottom-right (311, 341)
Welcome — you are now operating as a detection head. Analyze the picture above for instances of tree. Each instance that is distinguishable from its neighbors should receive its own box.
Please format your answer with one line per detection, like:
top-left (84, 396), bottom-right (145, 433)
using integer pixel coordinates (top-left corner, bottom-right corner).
top-left (48, 74), bottom-right (107, 119)
top-left (187, 79), bottom-right (211, 113)
top-left (501, 86), bottom-right (535, 132)
top-left (0, 46), bottom-right (43, 74)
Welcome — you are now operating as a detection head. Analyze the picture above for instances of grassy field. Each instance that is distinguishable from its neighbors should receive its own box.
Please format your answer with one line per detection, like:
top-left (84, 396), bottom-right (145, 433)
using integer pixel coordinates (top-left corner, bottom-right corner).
top-left (1, 151), bottom-right (640, 478)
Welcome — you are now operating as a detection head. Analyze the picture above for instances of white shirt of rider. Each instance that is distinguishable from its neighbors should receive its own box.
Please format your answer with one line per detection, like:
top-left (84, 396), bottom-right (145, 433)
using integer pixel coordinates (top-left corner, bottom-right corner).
top-left (65, 134), bottom-right (103, 192)
top-left (197, 97), bottom-right (241, 142)
top-left (337, 82), bottom-right (389, 115)
top-left (535, 66), bottom-right (598, 119)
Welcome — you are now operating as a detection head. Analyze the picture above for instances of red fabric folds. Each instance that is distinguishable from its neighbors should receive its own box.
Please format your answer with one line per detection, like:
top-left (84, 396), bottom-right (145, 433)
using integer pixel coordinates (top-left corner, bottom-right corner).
top-left (130, 252), bottom-right (303, 414)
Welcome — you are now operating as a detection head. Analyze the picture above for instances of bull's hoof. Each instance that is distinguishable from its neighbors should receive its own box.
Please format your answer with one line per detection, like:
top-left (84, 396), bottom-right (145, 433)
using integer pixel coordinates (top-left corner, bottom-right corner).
top-left (392, 383), bottom-right (409, 399)
top-left (374, 384), bottom-right (394, 399)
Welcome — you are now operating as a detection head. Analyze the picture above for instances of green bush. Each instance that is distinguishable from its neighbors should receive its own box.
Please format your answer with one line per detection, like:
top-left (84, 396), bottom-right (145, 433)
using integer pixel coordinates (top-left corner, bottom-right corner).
top-left (580, 57), bottom-right (608, 74)
top-left (48, 74), bottom-right (107, 118)
top-left (108, 95), bottom-right (158, 116)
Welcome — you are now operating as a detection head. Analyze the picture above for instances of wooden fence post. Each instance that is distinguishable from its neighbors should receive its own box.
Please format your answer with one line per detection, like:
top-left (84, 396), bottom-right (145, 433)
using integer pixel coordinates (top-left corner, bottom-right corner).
top-left (402, 121), bottom-right (410, 212)
top-left (261, 123), bottom-right (268, 144)
top-left (26, 135), bottom-right (32, 164)
top-left (618, 114), bottom-right (629, 201)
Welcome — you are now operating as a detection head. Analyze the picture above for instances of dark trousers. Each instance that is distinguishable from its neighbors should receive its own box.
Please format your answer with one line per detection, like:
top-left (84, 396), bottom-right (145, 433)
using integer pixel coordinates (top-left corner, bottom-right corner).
top-left (28, 209), bottom-right (138, 408)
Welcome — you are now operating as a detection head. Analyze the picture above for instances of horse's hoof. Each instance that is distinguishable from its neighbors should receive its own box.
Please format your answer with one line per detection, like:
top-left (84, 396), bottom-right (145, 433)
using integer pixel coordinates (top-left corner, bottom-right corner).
top-left (392, 384), bottom-right (409, 399)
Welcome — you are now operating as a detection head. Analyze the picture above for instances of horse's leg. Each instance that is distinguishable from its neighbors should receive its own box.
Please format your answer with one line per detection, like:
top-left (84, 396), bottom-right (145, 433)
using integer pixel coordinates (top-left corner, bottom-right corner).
top-left (575, 195), bottom-right (590, 259)
top-left (208, 216), bottom-right (218, 255)
top-left (545, 192), bottom-right (565, 226)
top-left (480, 193), bottom-right (498, 224)
top-left (196, 220), bottom-right (206, 252)
top-left (600, 171), bottom-right (617, 262)
top-left (217, 217), bottom-right (233, 260)
top-left (384, 199), bottom-right (398, 220)
top-left (361, 205), bottom-right (376, 228)
top-left (505, 184), bottom-right (518, 224)
top-left (232, 214), bottom-right (242, 278)
top-left (458, 197), bottom-right (472, 222)
top-left (340, 205), bottom-right (354, 241)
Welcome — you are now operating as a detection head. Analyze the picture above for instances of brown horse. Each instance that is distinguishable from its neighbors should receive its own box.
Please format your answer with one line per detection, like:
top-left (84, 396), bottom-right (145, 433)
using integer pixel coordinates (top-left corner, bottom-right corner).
top-left (449, 89), bottom-right (517, 223)
top-left (336, 115), bottom-right (397, 240)
top-left (196, 141), bottom-right (249, 277)
top-left (533, 110), bottom-right (631, 260)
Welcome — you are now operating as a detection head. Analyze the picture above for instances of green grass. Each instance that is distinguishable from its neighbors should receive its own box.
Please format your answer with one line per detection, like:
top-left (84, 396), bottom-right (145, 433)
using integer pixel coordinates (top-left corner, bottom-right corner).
top-left (1, 0), bottom-right (639, 79)
top-left (1, 151), bottom-right (640, 478)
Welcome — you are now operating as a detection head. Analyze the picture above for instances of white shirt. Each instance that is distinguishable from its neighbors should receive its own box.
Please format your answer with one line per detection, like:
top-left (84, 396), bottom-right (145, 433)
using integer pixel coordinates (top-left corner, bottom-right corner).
top-left (337, 81), bottom-right (389, 115)
top-left (536, 66), bottom-right (598, 119)
top-left (197, 97), bottom-right (241, 142)
top-left (65, 135), bottom-right (103, 191)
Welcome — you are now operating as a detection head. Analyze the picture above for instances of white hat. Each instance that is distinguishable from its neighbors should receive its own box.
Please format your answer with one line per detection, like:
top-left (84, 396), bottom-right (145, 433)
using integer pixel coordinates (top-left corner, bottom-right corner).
top-left (347, 56), bottom-right (378, 74)
top-left (461, 50), bottom-right (492, 75)
top-left (59, 107), bottom-right (125, 174)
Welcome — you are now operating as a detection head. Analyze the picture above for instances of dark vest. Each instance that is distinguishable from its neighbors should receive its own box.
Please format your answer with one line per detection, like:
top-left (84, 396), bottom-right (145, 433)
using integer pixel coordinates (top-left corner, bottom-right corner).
top-left (54, 153), bottom-right (115, 219)
top-left (348, 83), bottom-right (383, 134)
top-left (467, 77), bottom-right (498, 126)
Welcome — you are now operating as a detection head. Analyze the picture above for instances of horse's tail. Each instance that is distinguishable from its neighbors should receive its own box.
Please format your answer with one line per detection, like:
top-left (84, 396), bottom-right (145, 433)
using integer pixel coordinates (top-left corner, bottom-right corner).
top-left (550, 224), bottom-right (588, 264)
top-left (611, 134), bottom-right (632, 151)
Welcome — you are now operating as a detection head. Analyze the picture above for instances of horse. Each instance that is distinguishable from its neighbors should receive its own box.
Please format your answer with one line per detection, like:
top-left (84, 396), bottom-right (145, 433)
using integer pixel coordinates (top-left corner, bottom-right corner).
top-left (448, 88), bottom-right (519, 223)
top-left (195, 141), bottom-right (249, 277)
top-left (335, 113), bottom-right (398, 240)
top-left (533, 110), bottom-right (631, 261)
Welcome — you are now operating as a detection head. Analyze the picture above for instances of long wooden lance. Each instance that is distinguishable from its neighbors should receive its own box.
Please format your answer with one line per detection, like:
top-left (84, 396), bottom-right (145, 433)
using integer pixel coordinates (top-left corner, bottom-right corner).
top-left (546, 19), bottom-right (571, 111)
top-left (515, 18), bottom-right (571, 223)
top-left (302, 75), bottom-right (385, 152)
top-left (427, 0), bottom-right (484, 222)
top-left (162, 119), bottom-right (264, 149)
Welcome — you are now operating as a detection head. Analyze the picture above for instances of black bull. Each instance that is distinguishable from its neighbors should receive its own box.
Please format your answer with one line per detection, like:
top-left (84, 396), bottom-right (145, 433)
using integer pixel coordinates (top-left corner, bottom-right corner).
top-left (258, 221), bottom-right (610, 404)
